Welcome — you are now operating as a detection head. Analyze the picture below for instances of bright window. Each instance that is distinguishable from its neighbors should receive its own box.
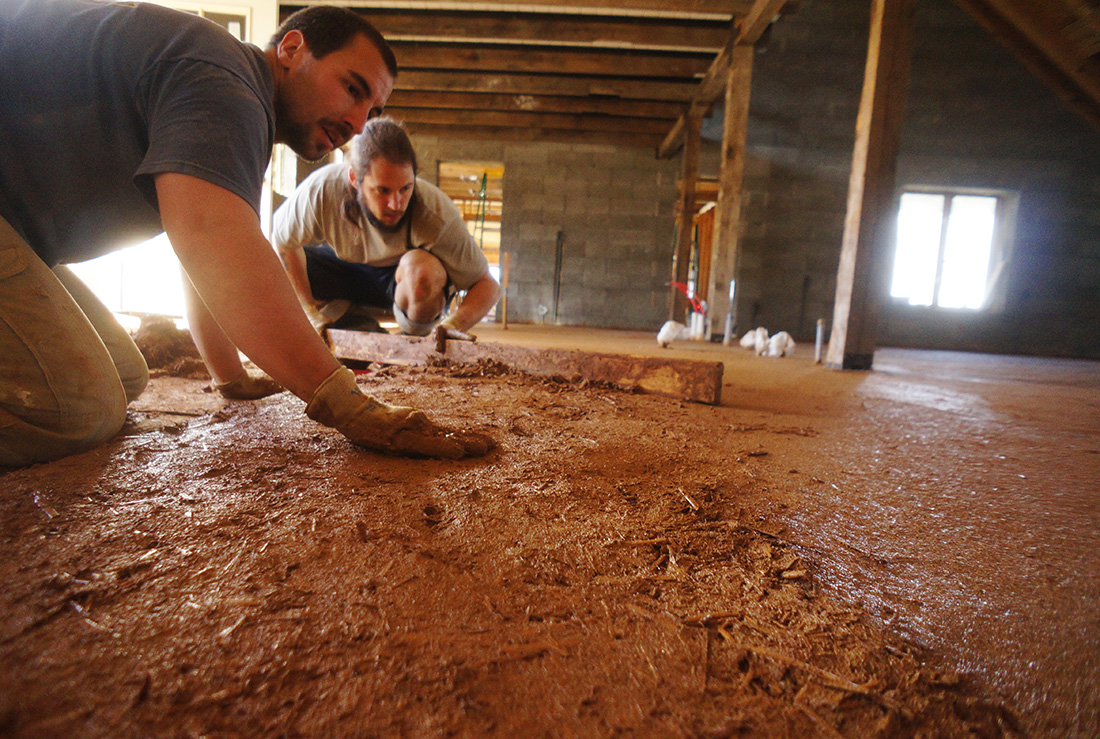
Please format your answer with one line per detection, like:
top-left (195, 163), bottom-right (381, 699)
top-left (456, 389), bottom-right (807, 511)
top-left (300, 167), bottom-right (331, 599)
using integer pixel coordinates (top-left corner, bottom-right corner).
top-left (890, 190), bottom-right (1010, 310)
top-left (67, 2), bottom-right (258, 328)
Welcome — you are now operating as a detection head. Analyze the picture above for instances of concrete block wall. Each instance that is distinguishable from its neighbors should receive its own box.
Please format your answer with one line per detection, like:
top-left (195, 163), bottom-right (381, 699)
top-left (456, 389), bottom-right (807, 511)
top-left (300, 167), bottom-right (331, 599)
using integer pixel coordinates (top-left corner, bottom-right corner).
top-left (403, 0), bottom-right (1100, 357)
top-left (697, 0), bottom-right (870, 344)
top-left (410, 136), bottom-right (679, 331)
top-left (881, 0), bottom-right (1100, 357)
top-left (721, 0), bottom-right (1100, 357)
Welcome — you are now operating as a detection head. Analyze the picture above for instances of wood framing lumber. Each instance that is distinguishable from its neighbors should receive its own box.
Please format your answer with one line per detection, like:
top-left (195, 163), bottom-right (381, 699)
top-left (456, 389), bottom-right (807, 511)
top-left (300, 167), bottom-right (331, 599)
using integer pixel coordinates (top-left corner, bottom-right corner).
top-left (328, 329), bottom-right (724, 405)
top-left (657, 0), bottom-right (790, 158)
top-left (826, 0), bottom-right (916, 370)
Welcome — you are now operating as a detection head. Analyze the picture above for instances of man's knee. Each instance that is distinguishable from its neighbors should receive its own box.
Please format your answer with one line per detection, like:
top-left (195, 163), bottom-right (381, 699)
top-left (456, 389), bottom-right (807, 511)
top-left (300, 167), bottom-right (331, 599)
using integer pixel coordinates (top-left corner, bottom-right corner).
top-left (121, 361), bottom-right (150, 404)
top-left (0, 384), bottom-right (128, 466)
top-left (396, 252), bottom-right (447, 320)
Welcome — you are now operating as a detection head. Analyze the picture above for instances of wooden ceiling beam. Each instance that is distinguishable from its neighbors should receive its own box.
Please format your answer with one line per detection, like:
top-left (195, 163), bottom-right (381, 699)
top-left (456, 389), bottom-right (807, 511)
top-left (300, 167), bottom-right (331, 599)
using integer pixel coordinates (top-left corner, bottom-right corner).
top-left (389, 41), bottom-right (715, 78)
top-left (952, 0), bottom-right (1100, 130)
top-left (403, 122), bottom-right (665, 148)
top-left (317, 1), bottom-right (752, 21)
top-left (657, 0), bottom-right (790, 158)
top-left (387, 107), bottom-right (674, 134)
top-left (395, 70), bottom-right (699, 101)
top-left (735, 0), bottom-right (789, 44)
top-left (387, 90), bottom-right (685, 119)
top-left (279, 2), bottom-right (752, 145)
top-left (347, 9), bottom-right (730, 52)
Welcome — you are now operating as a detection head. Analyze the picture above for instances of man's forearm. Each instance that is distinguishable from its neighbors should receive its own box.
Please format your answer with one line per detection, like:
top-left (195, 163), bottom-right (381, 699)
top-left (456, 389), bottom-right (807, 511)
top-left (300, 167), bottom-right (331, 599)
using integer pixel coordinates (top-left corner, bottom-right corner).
top-left (158, 173), bottom-right (340, 401)
top-left (448, 273), bottom-right (502, 332)
top-left (276, 244), bottom-right (318, 307)
top-left (182, 270), bottom-right (245, 384)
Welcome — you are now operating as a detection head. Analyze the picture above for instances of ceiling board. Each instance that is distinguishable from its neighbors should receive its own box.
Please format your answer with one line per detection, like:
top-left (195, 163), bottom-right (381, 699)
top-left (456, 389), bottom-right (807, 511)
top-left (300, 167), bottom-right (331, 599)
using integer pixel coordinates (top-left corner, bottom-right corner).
top-left (280, 0), bottom-right (1100, 150)
top-left (280, 1), bottom-right (753, 148)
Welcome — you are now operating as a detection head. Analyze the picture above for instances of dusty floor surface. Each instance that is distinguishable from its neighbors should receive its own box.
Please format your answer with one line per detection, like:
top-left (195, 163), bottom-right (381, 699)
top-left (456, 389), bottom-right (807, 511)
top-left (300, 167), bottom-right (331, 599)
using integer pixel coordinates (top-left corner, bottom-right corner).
top-left (0, 324), bottom-right (1096, 737)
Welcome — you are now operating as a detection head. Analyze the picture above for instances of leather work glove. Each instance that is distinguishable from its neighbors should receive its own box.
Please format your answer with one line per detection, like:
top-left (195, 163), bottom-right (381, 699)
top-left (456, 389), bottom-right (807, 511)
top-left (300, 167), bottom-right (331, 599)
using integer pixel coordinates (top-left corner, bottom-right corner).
top-left (214, 370), bottom-right (284, 400)
top-left (305, 366), bottom-right (493, 459)
top-left (438, 314), bottom-right (473, 338)
top-left (434, 316), bottom-right (477, 352)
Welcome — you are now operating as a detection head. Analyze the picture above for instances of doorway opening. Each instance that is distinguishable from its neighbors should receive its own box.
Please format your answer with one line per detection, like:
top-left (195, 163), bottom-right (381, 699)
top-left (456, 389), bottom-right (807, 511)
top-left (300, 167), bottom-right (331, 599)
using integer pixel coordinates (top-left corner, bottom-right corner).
top-left (438, 161), bottom-right (504, 320)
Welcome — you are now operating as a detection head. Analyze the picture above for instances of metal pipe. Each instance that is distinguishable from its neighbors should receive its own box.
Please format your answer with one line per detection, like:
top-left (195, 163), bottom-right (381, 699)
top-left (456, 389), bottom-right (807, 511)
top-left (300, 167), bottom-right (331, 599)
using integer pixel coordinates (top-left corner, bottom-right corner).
top-left (501, 252), bottom-right (510, 330)
top-left (552, 230), bottom-right (564, 324)
top-left (722, 279), bottom-right (737, 345)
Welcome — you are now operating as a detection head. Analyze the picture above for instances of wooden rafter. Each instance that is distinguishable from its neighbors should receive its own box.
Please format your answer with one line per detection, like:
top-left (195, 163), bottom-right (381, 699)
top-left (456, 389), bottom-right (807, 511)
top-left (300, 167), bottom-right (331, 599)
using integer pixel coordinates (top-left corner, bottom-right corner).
top-left (386, 90), bottom-right (684, 120)
top-left (952, 0), bottom-right (1100, 131)
top-left (395, 70), bottom-right (699, 102)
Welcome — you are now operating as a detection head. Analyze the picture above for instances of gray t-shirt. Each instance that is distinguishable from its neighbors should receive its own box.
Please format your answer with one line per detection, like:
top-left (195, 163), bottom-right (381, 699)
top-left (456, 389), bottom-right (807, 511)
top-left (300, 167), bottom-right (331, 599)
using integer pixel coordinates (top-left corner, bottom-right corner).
top-left (0, 0), bottom-right (275, 266)
top-left (272, 162), bottom-right (490, 291)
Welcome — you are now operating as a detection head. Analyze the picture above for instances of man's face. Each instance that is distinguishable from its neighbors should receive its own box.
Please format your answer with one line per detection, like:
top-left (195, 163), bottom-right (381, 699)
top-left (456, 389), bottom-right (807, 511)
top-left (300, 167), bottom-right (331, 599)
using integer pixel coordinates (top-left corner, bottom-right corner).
top-left (352, 158), bottom-right (416, 228)
top-left (274, 31), bottom-right (394, 161)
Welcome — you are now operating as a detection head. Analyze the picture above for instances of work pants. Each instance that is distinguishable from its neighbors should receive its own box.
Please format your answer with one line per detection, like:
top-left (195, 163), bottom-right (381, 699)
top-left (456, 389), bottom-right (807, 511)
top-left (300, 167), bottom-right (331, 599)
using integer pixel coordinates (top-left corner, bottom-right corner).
top-left (0, 215), bottom-right (148, 467)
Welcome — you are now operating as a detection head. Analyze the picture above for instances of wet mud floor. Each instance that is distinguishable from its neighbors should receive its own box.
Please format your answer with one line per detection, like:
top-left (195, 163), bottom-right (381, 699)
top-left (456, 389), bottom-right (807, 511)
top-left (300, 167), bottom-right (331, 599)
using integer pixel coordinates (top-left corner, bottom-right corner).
top-left (0, 324), bottom-right (1096, 737)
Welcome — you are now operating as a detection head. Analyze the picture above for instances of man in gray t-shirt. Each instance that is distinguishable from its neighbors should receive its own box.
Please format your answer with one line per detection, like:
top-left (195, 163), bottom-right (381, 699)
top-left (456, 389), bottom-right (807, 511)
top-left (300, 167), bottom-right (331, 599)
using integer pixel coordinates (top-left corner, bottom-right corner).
top-left (0, 1), bottom-right (490, 466)
top-left (272, 117), bottom-right (501, 337)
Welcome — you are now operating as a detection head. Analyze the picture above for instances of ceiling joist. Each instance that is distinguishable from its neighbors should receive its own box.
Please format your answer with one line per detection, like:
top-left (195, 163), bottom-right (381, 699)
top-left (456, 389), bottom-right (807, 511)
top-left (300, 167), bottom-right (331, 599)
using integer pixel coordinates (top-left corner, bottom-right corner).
top-left (282, 2), bottom-right (745, 147)
top-left (280, 1), bottom-right (1100, 151)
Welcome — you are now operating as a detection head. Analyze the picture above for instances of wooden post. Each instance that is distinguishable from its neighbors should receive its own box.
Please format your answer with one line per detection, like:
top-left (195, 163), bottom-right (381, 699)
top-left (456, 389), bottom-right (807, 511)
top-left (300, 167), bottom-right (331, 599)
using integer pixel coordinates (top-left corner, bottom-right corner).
top-left (694, 206), bottom-right (715, 323)
top-left (669, 112), bottom-right (701, 321)
top-left (709, 45), bottom-right (754, 340)
top-left (826, 0), bottom-right (916, 370)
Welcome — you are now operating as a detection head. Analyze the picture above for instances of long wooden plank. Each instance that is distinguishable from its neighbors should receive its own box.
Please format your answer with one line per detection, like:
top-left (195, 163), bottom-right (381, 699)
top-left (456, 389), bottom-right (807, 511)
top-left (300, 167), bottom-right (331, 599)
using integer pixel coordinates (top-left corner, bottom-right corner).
top-left (403, 122), bottom-right (665, 148)
top-left (390, 107), bottom-right (673, 135)
top-left (389, 89), bottom-right (685, 120)
top-left (953, 0), bottom-right (1100, 132)
top-left (314, 1), bottom-right (751, 20)
top-left (357, 10), bottom-right (731, 52)
top-left (328, 329), bottom-right (724, 405)
top-left (395, 70), bottom-right (698, 102)
top-left (389, 42), bottom-right (715, 78)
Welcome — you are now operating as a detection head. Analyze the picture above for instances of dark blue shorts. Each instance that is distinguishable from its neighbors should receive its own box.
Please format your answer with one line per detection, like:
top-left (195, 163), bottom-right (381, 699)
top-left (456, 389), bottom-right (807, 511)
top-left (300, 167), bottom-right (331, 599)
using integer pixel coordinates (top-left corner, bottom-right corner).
top-left (304, 245), bottom-right (397, 309)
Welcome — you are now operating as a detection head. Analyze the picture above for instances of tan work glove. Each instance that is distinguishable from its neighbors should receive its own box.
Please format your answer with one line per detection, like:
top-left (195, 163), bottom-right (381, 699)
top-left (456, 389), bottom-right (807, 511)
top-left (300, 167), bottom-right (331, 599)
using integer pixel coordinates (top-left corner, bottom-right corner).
top-left (305, 366), bottom-right (493, 459)
top-left (214, 370), bottom-right (284, 400)
top-left (438, 314), bottom-right (472, 336)
top-left (434, 316), bottom-right (477, 351)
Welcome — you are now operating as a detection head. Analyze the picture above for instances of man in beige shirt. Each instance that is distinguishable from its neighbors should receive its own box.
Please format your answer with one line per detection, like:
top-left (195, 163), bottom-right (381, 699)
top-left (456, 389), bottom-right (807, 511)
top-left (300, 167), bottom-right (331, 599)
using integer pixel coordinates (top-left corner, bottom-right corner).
top-left (272, 117), bottom-right (501, 338)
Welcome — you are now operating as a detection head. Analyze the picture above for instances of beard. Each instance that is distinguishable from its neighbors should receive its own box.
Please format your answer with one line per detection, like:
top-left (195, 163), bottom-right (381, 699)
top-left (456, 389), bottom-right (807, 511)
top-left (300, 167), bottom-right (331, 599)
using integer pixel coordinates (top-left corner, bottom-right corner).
top-left (274, 98), bottom-right (329, 162)
top-left (363, 191), bottom-right (415, 234)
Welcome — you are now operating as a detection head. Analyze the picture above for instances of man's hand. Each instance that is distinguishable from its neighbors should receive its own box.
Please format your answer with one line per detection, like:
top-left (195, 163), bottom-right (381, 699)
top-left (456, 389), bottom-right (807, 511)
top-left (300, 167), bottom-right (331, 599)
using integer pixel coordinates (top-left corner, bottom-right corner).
top-left (305, 366), bottom-right (493, 459)
top-left (434, 318), bottom-right (477, 353)
top-left (214, 370), bottom-right (284, 400)
top-left (437, 314), bottom-right (477, 338)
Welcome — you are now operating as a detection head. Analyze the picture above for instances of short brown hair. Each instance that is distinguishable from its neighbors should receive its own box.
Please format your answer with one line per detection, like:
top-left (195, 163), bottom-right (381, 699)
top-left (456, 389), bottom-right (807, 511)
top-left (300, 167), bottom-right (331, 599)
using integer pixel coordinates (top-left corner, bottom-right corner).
top-left (270, 6), bottom-right (397, 78)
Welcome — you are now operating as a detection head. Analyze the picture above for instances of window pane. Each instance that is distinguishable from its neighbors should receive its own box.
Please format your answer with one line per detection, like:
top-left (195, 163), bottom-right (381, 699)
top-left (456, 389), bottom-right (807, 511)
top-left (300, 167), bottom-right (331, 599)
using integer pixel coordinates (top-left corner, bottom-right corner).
top-left (891, 192), bottom-right (944, 306)
top-left (203, 12), bottom-right (247, 41)
top-left (939, 195), bottom-right (996, 309)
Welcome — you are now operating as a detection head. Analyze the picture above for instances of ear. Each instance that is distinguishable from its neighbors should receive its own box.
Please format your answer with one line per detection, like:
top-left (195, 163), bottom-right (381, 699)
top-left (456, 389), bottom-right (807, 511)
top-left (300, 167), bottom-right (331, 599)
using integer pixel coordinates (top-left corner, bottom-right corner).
top-left (348, 166), bottom-right (359, 190)
top-left (276, 29), bottom-right (307, 68)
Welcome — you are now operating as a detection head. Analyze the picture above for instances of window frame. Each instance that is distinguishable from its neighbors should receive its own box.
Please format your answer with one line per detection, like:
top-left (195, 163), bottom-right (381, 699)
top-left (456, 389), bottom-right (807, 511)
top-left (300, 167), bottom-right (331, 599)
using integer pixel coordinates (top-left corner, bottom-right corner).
top-left (888, 184), bottom-right (1019, 313)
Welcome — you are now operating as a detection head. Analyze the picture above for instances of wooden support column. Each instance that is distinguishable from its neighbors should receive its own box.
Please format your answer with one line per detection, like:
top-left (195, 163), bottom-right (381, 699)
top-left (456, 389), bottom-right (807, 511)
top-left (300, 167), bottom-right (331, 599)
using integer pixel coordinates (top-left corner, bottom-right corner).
top-left (707, 45), bottom-right (754, 339)
top-left (826, 0), bottom-right (916, 370)
top-left (669, 111), bottom-right (701, 321)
